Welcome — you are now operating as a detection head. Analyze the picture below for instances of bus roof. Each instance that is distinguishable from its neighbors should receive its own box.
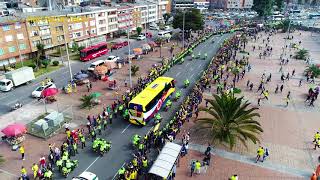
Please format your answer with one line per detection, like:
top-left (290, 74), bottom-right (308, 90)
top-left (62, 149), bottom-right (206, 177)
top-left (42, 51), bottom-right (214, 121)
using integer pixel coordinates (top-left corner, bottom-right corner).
top-left (80, 42), bottom-right (108, 53)
top-left (129, 76), bottom-right (174, 106)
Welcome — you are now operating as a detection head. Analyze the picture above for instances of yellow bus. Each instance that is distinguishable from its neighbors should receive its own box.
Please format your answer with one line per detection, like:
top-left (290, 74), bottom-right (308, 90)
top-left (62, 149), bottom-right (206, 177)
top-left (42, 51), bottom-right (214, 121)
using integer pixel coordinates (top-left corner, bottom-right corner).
top-left (128, 76), bottom-right (175, 125)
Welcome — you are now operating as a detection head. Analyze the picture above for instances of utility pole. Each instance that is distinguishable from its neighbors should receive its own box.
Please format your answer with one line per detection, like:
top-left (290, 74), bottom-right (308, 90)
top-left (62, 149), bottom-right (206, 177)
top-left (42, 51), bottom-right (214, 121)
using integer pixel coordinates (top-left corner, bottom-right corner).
top-left (182, 11), bottom-right (185, 50)
top-left (127, 28), bottom-right (132, 88)
top-left (63, 17), bottom-right (73, 81)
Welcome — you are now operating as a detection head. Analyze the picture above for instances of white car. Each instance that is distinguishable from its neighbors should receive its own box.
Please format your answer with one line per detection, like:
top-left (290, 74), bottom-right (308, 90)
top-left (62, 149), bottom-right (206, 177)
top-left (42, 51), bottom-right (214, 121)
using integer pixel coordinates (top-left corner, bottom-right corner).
top-left (106, 55), bottom-right (120, 62)
top-left (87, 60), bottom-right (106, 72)
top-left (149, 25), bottom-right (159, 30)
top-left (72, 171), bottom-right (99, 180)
top-left (137, 35), bottom-right (146, 40)
top-left (31, 83), bottom-right (56, 98)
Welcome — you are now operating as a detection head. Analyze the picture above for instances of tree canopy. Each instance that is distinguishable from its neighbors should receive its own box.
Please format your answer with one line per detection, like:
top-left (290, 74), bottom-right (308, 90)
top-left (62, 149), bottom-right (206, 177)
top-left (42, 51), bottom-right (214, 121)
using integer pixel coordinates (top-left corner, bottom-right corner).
top-left (253, 0), bottom-right (275, 17)
top-left (172, 9), bottom-right (204, 31)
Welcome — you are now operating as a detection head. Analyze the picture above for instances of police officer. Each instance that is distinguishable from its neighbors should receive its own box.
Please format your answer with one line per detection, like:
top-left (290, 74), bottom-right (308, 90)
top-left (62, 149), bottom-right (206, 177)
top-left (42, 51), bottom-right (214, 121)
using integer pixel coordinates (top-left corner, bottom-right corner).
top-left (80, 134), bottom-right (86, 149)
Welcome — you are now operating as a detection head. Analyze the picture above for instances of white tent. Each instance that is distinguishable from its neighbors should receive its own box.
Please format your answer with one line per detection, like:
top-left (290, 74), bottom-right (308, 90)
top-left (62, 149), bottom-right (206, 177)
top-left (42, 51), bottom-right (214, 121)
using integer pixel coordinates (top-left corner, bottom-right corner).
top-left (148, 142), bottom-right (182, 178)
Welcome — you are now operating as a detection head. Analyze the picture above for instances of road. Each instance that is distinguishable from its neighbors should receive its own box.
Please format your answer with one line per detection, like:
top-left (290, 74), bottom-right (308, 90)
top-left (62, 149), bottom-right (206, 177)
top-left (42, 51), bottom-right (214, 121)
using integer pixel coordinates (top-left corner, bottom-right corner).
top-left (62, 33), bottom-right (232, 180)
top-left (0, 39), bottom-right (147, 114)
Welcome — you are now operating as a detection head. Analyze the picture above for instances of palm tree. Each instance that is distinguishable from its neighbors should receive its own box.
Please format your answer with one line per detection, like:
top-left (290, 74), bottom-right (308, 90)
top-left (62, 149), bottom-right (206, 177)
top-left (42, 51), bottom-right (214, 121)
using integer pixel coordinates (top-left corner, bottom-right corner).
top-left (80, 95), bottom-right (94, 109)
top-left (131, 65), bottom-right (139, 76)
top-left (34, 43), bottom-right (45, 70)
top-left (295, 48), bottom-right (309, 60)
top-left (305, 64), bottom-right (320, 78)
top-left (195, 93), bottom-right (263, 149)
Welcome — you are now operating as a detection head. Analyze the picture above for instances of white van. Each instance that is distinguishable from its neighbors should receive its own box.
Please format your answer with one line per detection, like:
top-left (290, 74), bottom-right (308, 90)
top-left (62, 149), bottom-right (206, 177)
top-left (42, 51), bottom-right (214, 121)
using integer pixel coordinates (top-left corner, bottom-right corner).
top-left (158, 31), bottom-right (171, 37)
top-left (87, 60), bottom-right (105, 72)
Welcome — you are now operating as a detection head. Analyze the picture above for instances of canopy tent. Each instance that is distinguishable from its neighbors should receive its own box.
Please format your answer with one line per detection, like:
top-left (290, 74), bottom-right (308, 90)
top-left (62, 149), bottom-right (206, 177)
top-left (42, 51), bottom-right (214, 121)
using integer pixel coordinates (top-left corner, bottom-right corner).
top-left (148, 142), bottom-right (181, 178)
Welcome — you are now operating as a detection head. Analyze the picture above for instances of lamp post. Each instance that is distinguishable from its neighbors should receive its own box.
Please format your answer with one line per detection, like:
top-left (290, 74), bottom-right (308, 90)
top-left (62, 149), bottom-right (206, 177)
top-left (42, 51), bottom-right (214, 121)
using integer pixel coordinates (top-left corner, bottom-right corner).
top-left (127, 27), bottom-right (132, 88)
top-left (182, 11), bottom-right (185, 50)
top-left (63, 20), bottom-right (73, 82)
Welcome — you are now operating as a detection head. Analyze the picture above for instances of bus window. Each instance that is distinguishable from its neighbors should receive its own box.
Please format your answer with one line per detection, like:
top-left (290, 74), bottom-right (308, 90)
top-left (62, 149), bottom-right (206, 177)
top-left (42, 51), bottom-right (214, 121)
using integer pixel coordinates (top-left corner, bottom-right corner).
top-left (129, 103), bottom-right (143, 112)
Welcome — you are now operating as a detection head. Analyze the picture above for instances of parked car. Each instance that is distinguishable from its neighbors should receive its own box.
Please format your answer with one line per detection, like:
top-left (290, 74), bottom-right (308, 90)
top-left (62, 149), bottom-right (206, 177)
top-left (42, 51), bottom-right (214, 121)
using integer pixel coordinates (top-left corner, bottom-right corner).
top-left (87, 60), bottom-right (106, 72)
top-left (149, 25), bottom-right (159, 30)
top-left (137, 35), bottom-right (146, 40)
top-left (111, 42), bottom-right (123, 50)
top-left (72, 171), bottom-right (99, 180)
top-left (31, 83), bottom-right (56, 98)
top-left (106, 55), bottom-right (120, 62)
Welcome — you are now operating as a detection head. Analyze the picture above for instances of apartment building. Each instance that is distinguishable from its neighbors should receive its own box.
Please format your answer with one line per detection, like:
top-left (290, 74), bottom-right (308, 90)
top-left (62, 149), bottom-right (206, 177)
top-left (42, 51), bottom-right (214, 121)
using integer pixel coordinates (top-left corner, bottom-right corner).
top-left (172, 0), bottom-right (195, 11)
top-left (194, 0), bottom-right (209, 12)
top-left (226, 0), bottom-right (253, 9)
top-left (117, 5), bottom-right (134, 32)
top-left (0, 18), bottom-right (32, 66)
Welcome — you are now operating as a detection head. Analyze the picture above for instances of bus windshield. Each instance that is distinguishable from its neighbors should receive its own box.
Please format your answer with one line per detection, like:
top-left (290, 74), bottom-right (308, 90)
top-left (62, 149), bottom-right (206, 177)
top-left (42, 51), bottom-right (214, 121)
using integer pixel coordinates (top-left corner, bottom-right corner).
top-left (80, 51), bottom-right (87, 58)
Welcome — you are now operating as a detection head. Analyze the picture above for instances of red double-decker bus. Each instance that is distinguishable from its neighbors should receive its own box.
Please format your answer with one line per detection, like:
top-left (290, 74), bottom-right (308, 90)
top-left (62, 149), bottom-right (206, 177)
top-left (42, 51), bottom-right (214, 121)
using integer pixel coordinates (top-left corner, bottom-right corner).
top-left (80, 42), bottom-right (109, 61)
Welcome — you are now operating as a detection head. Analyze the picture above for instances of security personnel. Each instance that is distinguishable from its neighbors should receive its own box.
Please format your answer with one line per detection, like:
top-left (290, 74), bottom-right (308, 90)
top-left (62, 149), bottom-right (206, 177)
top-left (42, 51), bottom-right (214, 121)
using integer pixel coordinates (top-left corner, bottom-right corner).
top-left (44, 169), bottom-right (53, 179)
top-left (103, 119), bottom-right (108, 130)
top-left (314, 132), bottom-right (320, 142)
top-left (142, 157), bottom-right (148, 168)
top-left (21, 166), bottom-right (27, 178)
top-left (118, 167), bottom-right (126, 179)
top-left (31, 163), bottom-right (38, 179)
top-left (132, 157), bottom-right (138, 167)
top-left (80, 134), bottom-right (86, 149)
top-left (230, 174), bottom-right (238, 180)
top-left (72, 142), bottom-right (78, 155)
top-left (56, 159), bottom-right (63, 172)
top-left (91, 129), bottom-right (96, 142)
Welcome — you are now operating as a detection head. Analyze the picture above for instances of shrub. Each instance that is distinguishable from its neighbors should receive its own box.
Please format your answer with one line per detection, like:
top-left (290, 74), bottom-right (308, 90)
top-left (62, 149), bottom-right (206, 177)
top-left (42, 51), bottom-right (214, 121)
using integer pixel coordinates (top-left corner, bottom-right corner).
top-left (28, 64), bottom-right (36, 69)
top-left (42, 59), bottom-right (51, 68)
top-left (295, 48), bottom-right (309, 60)
top-left (305, 65), bottom-right (320, 78)
top-left (52, 61), bottom-right (59, 66)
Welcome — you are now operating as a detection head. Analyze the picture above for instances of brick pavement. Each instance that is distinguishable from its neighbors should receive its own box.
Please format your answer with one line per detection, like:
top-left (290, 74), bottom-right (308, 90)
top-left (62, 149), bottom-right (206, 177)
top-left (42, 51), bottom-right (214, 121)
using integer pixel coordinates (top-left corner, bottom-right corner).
top-left (175, 149), bottom-right (303, 180)
top-left (176, 30), bottom-right (320, 177)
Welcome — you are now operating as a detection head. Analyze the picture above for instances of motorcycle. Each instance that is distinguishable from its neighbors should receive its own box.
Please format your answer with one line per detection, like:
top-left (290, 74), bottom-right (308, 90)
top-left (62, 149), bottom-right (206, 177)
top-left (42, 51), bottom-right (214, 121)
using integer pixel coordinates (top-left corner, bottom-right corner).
top-left (11, 102), bottom-right (22, 111)
top-left (174, 91), bottom-right (181, 101)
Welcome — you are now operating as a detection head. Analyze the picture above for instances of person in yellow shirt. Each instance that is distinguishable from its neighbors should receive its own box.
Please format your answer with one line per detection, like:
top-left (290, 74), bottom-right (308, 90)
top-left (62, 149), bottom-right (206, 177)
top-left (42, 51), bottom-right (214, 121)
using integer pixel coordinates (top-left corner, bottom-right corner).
top-left (31, 163), bottom-right (39, 179)
top-left (19, 145), bottom-right (25, 160)
top-left (255, 146), bottom-right (264, 163)
top-left (195, 160), bottom-right (201, 174)
top-left (21, 166), bottom-right (27, 178)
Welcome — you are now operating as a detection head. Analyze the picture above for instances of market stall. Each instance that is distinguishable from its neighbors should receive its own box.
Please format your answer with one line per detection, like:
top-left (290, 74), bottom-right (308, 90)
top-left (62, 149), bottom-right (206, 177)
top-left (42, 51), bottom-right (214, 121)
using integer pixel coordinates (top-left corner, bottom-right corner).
top-left (1, 123), bottom-right (27, 147)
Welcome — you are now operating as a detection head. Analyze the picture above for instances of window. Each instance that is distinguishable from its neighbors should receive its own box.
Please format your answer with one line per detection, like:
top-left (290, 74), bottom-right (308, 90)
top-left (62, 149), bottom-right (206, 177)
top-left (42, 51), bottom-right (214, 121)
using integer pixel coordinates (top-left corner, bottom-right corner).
top-left (5, 35), bottom-right (13, 42)
top-left (2, 25), bottom-right (10, 31)
top-left (74, 32), bottom-right (82, 37)
top-left (0, 48), bottom-right (4, 55)
top-left (15, 22), bottom-right (21, 29)
top-left (8, 46), bottom-right (16, 53)
top-left (57, 35), bottom-right (64, 41)
top-left (32, 40), bottom-right (40, 47)
top-left (99, 20), bottom-right (106, 25)
top-left (99, 27), bottom-right (106, 32)
top-left (19, 44), bottom-right (26, 50)
top-left (72, 23), bottom-right (83, 30)
top-left (55, 26), bottom-right (63, 32)
top-left (31, 30), bottom-right (38, 37)
top-left (98, 12), bottom-right (105, 17)
top-left (40, 29), bottom-right (50, 36)
top-left (42, 38), bottom-right (52, 45)
top-left (17, 33), bottom-right (24, 40)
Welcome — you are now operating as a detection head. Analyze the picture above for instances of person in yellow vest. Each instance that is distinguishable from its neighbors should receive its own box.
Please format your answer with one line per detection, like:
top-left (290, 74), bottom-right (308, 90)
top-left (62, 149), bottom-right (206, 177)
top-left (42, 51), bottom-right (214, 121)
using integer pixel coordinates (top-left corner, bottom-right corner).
top-left (21, 166), bottom-right (27, 179)
top-left (195, 160), bottom-right (201, 174)
top-left (313, 132), bottom-right (320, 143)
top-left (31, 163), bottom-right (39, 179)
top-left (256, 146), bottom-right (264, 163)
top-left (230, 174), bottom-right (238, 180)
top-left (19, 145), bottom-right (25, 160)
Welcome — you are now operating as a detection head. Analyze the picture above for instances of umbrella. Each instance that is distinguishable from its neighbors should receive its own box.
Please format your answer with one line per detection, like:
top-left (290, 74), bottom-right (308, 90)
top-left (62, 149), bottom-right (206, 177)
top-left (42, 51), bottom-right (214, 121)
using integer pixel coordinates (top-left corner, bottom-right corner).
top-left (133, 48), bottom-right (143, 55)
top-left (2, 123), bottom-right (27, 137)
top-left (42, 88), bottom-right (59, 97)
top-left (75, 73), bottom-right (89, 80)
top-left (90, 92), bottom-right (102, 98)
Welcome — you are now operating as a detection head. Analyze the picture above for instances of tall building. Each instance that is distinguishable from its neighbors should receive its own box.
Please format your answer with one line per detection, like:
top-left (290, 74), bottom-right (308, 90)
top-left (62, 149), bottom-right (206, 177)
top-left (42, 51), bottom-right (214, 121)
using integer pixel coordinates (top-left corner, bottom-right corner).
top-left (226, 0), bottom-right (253, 9)
top-left (194, 0), bottom-right (209, 12)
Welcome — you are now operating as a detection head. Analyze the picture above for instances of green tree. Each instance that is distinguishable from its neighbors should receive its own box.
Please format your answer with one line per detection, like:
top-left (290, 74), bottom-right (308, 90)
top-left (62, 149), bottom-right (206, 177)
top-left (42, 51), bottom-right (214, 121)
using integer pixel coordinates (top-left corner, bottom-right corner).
top-left (163, 13), bottom-right (171, 25)
top-left (155, 37), bottom-right (166, 57)
top-left (41, 59), bottom-right (51, 69)
top-left (71, 42), bottom-right (79, 53)
top-left (172, 9), bottom-right (204, 31)
top-left (136, 27), bottom-right (142, 35)
top-left (253, 0), bottom-right (274, 17)
top-left (195, 93), bottom-right (263, 149)
top-left (34, 43), bottom-right (46, 70)
top-left (295, 48), bottom-right (309, 60)
top-left (275, 0), bottom-right (284, 10)
top-left (305, 65), bottom-right (320, 77)
top-left (131, 65), bottom-right (139, 76)
top-left (280, 19), bottom-right (290, 32)
top-left (80, 95), bottom-right (94, 109)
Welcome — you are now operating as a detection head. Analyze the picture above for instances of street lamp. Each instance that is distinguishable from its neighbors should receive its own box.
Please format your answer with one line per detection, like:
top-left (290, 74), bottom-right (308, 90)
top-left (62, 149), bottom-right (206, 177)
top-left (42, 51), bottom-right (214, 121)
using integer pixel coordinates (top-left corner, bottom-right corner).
top-left (182, 11), bottom-right (185, 50)
top-left (62, 18), bottom-right (73, 82)
top-left (127, 27), bottom-right (132, 88)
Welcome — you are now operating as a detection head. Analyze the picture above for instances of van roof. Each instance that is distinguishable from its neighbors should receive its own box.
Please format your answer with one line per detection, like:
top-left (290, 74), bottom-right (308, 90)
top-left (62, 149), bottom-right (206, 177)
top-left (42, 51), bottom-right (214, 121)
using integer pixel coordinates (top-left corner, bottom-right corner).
top-left (91, 60), bottom-right (105, 65)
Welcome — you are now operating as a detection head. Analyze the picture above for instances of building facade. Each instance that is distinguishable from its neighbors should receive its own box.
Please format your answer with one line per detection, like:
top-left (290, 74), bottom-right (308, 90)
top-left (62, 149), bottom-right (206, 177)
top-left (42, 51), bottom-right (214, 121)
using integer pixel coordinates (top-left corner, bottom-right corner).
top-left (0, 20), bottom-right (32, 66)
top-left (194, 0), bottom-right (209, 12)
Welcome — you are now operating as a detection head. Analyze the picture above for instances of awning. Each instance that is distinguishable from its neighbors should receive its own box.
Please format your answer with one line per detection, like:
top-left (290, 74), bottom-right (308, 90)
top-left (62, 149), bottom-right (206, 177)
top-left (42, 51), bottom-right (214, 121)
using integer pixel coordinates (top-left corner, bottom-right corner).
top-left (148, 142), bottom-right (181, 178)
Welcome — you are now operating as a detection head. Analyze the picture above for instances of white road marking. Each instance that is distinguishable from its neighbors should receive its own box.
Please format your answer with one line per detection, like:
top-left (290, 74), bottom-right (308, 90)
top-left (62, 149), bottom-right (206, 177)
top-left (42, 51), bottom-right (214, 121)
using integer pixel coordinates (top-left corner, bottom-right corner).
top-left (190, 73), bottom-right (195, 78)
top-left (111, 162), bottom-right (126, 180)
top-left (176, 72), bottom-right (181, 77)
top-left (0, 168), bottom-right (19, 177)
top-left (121, 124), bottom-right (131, 134)
top-left (83, 157), bottom-right (100, 173)
top-left (186, 62), bottom-right (190, 66)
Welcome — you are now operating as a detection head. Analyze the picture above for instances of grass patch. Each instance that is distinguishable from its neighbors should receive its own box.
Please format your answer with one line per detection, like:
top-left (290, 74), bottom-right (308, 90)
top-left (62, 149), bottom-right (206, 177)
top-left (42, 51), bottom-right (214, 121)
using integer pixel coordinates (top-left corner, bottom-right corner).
top-left (14, 59), bottom-right (35, 69)
top-left (70, 54), bottom-right (80, 61)
top-left (34, 65), bottom-right (62, 77)
top-left (26, 112), bottom-right (72, 139)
